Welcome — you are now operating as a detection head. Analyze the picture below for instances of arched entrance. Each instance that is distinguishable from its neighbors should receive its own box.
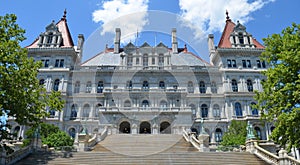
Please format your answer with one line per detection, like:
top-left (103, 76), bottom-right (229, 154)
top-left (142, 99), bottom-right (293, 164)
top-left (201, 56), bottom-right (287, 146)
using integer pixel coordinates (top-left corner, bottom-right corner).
top-left (119, 121), bottom-right (131, 134)
top-left (160, 121), bottom-right (171, 134)
top-left (139, 121), bottom-right (151, 134)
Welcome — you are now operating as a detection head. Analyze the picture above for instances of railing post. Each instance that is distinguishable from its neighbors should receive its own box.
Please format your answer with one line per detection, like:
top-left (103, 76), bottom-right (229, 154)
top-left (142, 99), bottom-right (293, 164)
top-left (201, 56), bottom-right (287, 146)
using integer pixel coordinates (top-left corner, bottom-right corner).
top-left (279, 148), bottom-right (288, 165)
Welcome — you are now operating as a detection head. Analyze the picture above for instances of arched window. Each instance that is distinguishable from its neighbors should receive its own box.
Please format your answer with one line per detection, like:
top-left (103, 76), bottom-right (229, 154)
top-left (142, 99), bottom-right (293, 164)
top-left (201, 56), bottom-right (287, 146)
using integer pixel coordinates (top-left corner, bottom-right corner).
top-left (142, 100), bottom-right (149, 109)
top-left (74, 81), bottom-right (80, 93)
top-left (13, 126), bottom-right (20, 138)
top-left (68, 128), bottom-right (76, 139)
top-left (53, 79), bottom-right (60, 91)
top-left (199, 81), bottom-right (206, 93)
top-left (39, 79), bottom-right (45, 85)
top-left (70, 104), bottom-right (77, 120)
top-left (160, 100), bottom-right (168, 110)
top-left (215, 128), bottom-right (223, 142)
top-left (97, 81), bottom-right (104, 93)
top-left (143, 54), bottom-right (148, 67)
top-left (187, 81), bottom-right (194, 93)
top-left (247, 79), bottom-right (253, 92)
top-left (86, 81), bottom-right (92, 93)
top-left (255, 127), bottom-right (262, 140)
top-left (211, 81), bottom-right (217, 94)
top-left (270, 126), bottom-right (275, 133)
top-left (231, 79), bottom-right (238, 92)
top-left (142, 81), bottom-right (149, 91)
top-left (95, 103), bottom-right (102, 116)
top-left (201, 104), bottom-right (208, 118)
top-left (251, 102), bottom-right (258, 116)
top-left (124, 100), bottom-right (131, 108)
top-left (190, 104), bottom-right (196, 120)
top-left (83, 104), bottom-right (90, 118)
top-left (213, 104), bottom-right (220, 118)
top-left (235, 102), bottom-right (243, 117)
top-left (159, 81), bottom-right (165, 89)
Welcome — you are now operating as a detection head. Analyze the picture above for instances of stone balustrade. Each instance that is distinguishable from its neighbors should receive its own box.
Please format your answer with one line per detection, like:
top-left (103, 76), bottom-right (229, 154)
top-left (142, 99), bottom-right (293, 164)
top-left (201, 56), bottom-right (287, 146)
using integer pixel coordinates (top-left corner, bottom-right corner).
top-left (1, 145), bottom-right (32, 165)
top-left (246, 140), bottom-right (300, 165)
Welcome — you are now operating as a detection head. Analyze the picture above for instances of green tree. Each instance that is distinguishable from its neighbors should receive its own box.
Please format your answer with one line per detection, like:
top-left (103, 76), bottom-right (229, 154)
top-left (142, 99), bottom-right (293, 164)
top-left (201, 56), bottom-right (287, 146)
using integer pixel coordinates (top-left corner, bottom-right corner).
top-left (0, 14), bottom-right (64, 144)
top-left (220, 120), bottom-right (247, 147)
top-left (24, 123), bottom-right (73, 148)
top-left (254, 23), bottom-right (300, 151)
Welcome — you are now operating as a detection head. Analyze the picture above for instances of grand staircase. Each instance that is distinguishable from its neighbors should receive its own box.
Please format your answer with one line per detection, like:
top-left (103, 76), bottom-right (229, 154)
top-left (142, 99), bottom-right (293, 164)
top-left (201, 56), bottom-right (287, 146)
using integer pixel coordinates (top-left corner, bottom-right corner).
top-left (17, 134), bottom-right (267, 165)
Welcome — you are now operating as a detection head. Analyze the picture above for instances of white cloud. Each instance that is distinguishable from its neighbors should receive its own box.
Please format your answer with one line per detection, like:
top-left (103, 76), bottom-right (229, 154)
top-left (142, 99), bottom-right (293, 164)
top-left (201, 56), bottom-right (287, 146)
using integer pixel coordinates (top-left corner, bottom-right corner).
top-left (92, 0), bottom-right (149, 43)
top-left (178, 0), bottom-right (275, 40)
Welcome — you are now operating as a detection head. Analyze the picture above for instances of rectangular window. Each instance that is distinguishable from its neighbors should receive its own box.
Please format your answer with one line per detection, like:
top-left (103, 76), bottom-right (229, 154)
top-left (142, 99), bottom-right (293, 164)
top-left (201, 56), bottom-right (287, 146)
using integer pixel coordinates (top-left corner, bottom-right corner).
top-left (136, 58), bottom-right (139, 65)
top-left (227, 59), bottom-right (232, 68)
top-left (45, 59), bottom-right (49, 67)
top-left (55, 59), bottom-right (59, 67)
top-left (262, 61), bottom-right (266, 68)
top-left (59, 59), bottom-right (64, 67)
top-left (232, 60), bottom-right (237, 67)
top-left (152, 57), bottom-right (155, 65)
top-left (242, 60), bottom-right (246, 68)
top-left (247, 60), bottom-right (251, 68)
top-left (257, 60), bottom-right (261, 68)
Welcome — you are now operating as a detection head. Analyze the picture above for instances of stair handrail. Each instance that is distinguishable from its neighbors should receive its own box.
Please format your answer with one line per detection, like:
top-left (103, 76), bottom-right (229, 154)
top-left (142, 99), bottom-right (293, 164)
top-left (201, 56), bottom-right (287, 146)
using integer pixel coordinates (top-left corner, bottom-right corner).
top-left (190, 133), bottom-right (200, 150)
top-left (182, 129), bottom-right (189, 142)
top-left (99, 126), bottom-right (108, 141)
top-left (251, 141), bottom-right (279, 164)
top-left (182, 128), bottom-right (201, 150)
top-left (250, 141), bottom-right (300, 165)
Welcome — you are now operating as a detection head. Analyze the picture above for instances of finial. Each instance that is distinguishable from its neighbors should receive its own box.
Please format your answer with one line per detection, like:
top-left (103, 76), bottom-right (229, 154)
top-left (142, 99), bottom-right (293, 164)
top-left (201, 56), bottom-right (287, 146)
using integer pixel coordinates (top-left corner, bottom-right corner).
top-left (62, 9), bottom-right (67, 21)
top-left (183, 44), bottom-right (188, 52)
top-left (226, 10), bottom-right (231, 21)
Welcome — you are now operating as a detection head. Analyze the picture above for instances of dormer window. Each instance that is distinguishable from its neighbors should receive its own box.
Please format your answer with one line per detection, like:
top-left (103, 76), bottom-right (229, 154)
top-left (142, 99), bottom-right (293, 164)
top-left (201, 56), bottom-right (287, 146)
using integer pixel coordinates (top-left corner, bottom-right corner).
top-left (230, 21), bottom-right (255, 48)
top-left (38, 21), bottom-right (62, 48)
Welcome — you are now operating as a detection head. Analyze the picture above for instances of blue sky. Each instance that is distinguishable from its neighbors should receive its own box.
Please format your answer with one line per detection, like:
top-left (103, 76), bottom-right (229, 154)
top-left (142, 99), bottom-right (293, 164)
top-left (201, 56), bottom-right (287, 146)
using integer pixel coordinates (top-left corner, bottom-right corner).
top-left (0, 0), bottom-right (299, 62)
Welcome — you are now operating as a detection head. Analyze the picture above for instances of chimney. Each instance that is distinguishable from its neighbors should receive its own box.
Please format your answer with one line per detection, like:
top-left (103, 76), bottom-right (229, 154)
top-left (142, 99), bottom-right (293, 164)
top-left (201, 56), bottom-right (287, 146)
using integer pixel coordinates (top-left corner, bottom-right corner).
top-left (208, 34), bottom-right (215, 52)
top-left (171, 28), bottom-right (178, 53)
top-left (114, 28), bottom-right (121, 54)
top-left (77, 34), bottom-right (84, 51)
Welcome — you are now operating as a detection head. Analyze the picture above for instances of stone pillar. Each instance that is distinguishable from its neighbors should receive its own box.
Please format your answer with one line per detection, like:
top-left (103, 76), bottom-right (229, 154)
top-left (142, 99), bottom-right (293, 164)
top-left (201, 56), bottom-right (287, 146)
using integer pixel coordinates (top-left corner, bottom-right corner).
top-left (278, 148), bottom-right (288, 165)
top-left (77, 134), bottom-right (89, 151)
top-left (198, 134), bottom-right (210, 152)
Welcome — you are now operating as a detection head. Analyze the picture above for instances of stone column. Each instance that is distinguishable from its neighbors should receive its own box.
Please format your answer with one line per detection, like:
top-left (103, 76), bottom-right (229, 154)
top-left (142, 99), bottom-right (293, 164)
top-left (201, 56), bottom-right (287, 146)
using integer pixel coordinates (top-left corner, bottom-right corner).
top-left (278, 148), bottom-right (288, 165)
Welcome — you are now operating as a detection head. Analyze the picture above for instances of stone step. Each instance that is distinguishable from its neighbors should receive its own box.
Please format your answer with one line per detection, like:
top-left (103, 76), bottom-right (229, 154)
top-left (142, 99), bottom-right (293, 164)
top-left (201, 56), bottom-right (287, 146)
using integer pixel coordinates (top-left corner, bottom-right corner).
top-left (16, 134), bottom-right (268, 165)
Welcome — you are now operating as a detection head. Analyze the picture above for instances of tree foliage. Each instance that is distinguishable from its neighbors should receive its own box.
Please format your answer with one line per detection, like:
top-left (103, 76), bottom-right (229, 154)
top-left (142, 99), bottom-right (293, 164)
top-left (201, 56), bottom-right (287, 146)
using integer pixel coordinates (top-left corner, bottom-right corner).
top-left (0, 14), bottom-right (64, 143)
top-left (254, 23), bottom-right (300, 150)
top-left (25, 123), bottom-right (73, 148)
top-left (220, 120), bottom-right (247, 146)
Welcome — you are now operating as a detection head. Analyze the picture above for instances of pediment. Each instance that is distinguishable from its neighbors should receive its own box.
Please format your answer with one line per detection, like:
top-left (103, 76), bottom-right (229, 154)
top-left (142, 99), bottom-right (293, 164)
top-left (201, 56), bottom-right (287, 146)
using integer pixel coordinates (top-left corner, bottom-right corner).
top-left (45, 21), bottom-right (59, 32)
top-left (156, 42), bottom-right (167, 48)
top-left (125, 42), bottom-right (135, 48)
top-left (140, 42), bottom-right (151, 48)
top-left (234, 21), bottom-right (246, 32)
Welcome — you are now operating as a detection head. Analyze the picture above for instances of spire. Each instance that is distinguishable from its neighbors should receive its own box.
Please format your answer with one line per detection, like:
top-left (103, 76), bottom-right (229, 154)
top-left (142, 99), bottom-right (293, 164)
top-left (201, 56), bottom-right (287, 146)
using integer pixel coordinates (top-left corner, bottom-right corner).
top-left (61, 9), bottom-right (67, 21)
top-left (226, 10), bottom-right (231, 22)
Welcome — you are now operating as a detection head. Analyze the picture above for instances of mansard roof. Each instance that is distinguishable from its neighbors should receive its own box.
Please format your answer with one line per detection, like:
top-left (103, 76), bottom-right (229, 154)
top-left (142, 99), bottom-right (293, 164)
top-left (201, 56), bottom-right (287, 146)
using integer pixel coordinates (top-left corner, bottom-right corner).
top-left (217, 12), bottom-right (264, 49)
top-left (26, 10), bottom-right (74, 48)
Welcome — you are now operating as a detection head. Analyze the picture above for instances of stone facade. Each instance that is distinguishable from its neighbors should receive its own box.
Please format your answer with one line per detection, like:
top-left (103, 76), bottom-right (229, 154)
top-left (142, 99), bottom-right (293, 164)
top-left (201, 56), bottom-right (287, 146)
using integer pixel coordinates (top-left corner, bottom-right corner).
top-left (10, 12), bottom-right (275, 146)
